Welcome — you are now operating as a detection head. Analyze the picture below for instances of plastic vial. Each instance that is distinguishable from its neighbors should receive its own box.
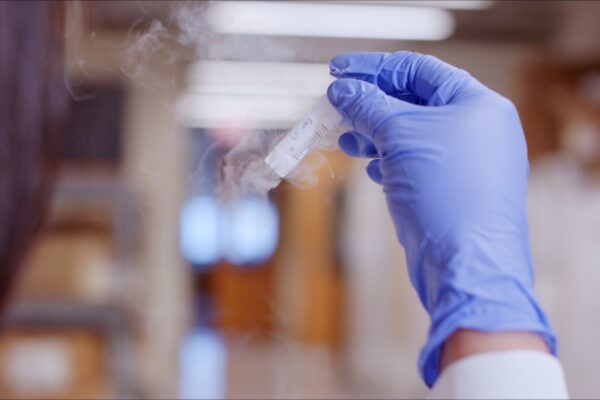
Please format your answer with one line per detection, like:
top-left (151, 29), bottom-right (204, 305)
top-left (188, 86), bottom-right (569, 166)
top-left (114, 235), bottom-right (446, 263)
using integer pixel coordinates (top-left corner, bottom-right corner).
top-left (265, 96), bottom-right (350, 178)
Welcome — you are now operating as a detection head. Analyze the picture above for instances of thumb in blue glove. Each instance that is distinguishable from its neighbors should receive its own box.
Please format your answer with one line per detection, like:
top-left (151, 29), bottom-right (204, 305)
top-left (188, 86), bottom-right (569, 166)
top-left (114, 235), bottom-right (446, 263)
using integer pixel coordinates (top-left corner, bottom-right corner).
top-left (328, 51), bottom-right (556, 387)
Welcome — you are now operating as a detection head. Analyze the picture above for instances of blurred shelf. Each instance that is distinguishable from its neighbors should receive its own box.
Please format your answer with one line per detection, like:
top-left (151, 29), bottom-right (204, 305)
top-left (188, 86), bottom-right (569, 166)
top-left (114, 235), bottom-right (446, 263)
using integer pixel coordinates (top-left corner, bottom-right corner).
top-left (5, 301), bottom-right (130, 330)
top-left (4, 300), bottom-right (139, 398)
top-left (49, 175), bottom-right (140, 258)
top-left (7, 174), bottom-right (143, 399)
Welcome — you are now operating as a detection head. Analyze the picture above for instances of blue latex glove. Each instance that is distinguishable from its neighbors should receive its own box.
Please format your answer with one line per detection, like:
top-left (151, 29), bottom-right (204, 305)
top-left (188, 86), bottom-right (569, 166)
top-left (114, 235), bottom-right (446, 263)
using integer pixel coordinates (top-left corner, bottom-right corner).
top-left (327, 51), bottom-right (556, 387)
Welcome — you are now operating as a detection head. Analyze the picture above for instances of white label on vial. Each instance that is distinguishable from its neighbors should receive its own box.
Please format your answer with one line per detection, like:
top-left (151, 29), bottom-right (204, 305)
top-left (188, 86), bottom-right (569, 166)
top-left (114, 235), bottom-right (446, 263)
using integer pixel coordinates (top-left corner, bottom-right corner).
top-left (280, 112), bottom-right (336, 162)
top-left (265, 98), bottom-right (345, 178)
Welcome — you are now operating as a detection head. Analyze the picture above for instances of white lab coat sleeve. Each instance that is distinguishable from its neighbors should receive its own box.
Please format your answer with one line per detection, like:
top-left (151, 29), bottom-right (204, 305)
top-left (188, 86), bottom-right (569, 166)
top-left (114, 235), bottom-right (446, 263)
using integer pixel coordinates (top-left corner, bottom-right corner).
top-left (428, 350), bottom-right (569, 399)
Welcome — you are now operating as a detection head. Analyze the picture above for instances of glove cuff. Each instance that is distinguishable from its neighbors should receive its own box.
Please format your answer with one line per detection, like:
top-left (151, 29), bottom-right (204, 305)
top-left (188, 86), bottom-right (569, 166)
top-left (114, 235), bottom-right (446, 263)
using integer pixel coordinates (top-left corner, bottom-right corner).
top-left (418, 289), bottom-right (557, 388)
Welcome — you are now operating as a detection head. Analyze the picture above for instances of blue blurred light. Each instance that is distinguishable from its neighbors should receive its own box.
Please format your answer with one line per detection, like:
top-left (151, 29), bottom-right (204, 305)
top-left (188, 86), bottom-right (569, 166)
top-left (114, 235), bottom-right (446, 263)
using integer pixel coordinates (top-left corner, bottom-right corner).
top-left (179, 329), bottom-right (227, 400)
top-left (180, 197), bottom-right (220, 267)
top-left (222, 198), bottom-right (279, 265)
top-left (180, 196), bottom-right (279, 267)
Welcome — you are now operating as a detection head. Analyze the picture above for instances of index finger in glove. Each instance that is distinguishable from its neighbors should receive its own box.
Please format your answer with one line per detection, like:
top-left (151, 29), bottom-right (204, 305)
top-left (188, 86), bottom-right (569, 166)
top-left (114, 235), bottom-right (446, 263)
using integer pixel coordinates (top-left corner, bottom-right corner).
top-left (330, 51), bottom-right (488, 106)
top-left (327, 78), bottom-right (411, 141)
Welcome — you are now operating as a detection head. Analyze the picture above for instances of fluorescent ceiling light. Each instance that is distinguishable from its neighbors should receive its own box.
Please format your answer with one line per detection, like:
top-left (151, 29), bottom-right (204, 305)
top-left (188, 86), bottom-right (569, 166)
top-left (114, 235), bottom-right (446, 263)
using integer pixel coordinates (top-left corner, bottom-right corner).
top-left (207, 1), bottom-right (455, 41)
top-left (347, 1), bottom-right (494, 10)
top-left (178, 61), bottom-right (333, 129)
top-left (407, 1), bottom-right (493, 10)
top-left (177, 93), bottom-right (319, 129)
top-left (185, 61), bottom-right (332, 97)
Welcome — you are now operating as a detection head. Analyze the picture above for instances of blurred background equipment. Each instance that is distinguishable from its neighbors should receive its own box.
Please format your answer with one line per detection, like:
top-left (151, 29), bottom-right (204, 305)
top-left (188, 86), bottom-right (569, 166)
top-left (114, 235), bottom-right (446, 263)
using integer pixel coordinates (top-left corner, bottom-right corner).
top-left (4, 1), bottom-right (600, 398)
top-left (524, 58), bottom-right (600, 398)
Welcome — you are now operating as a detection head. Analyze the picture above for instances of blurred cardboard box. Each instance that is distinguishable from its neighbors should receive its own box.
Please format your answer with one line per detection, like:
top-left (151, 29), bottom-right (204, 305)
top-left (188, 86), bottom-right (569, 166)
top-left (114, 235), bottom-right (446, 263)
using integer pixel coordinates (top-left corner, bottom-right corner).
top-left (16, 225), bottom-right (114, 304)
top-left (0, 329), bottom-right (108, 399)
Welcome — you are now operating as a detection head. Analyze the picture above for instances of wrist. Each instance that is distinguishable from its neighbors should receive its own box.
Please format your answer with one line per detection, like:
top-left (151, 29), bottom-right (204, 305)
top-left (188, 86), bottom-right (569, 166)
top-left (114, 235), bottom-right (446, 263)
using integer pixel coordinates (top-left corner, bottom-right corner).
top-left (419, 286), bottom-right (556, 387)
top-left (440, 329), bottom-right (550, 372)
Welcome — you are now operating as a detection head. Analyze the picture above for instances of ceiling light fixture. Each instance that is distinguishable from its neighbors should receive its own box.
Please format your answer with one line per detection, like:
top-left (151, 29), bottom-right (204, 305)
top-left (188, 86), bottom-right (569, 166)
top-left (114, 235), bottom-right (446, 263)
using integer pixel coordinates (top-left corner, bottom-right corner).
top-left (207, 1), bottom-right (455, 41)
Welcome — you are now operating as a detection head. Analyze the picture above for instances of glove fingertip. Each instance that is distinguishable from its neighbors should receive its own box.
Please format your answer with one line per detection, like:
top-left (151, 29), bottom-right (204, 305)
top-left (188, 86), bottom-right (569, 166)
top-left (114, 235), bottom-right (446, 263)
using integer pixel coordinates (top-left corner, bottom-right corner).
top-left (330, 52), bottom-right (392, 76)
top-left (329, 54), bottom-right (350, 76)
top-left (327, 78), bottom-right (360, 109)
top-left (326, 81), bottom-right (339, 107)
top-left (339, 131), bottom-right (380, 158)
top-left (338, 132), bottom-right (359, 157)
top-left (366, 159), bottom-right (383, 184)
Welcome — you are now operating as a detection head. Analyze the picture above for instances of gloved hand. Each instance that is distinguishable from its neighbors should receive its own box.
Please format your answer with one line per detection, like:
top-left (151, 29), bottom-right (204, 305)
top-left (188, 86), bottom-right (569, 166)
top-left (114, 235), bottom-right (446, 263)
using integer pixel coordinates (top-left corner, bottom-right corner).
top-left (327, 51), bottom-right (556, 387)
